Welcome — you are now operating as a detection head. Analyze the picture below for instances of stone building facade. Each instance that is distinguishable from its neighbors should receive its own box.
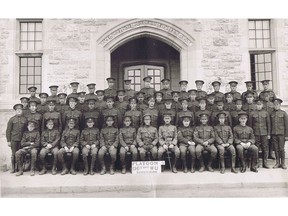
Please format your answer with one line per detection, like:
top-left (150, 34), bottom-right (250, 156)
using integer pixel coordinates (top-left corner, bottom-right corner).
top-left (0, 18), bottom-right (288, 168)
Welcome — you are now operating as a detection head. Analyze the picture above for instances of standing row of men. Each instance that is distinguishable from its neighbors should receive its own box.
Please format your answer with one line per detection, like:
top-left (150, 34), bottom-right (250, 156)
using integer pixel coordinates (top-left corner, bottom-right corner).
top-left (6, 77), bottom-right (288, 176)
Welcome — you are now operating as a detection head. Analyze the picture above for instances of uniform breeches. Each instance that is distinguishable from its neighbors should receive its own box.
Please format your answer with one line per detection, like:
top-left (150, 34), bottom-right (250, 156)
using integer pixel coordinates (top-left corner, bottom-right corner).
top-left (158, 145), bottom-right (180, 159)
top-left (98, 146), bottom-right (117, 162)
top-left (119, 146), bottom-right (138, 162)
top-left (271, 135), bottom-right (285, 156)
top-left (236, 144), bottom-right (258, 168)
top-left (82, 147), bottom-right (98, 160)
top-left (15, 148), bottom-right (38, 167)
top-left (179, 144), bottom-right (196, 160)
top-left (57, 147), bottom-right (79, 164)
top-left (217, 145), bottom-right (236, 159)
top-left (255, 135), bottom-right (269, 153)
top-left (138, 145), bottom-right (158, 160)
top-left (10, 141), bottom-right (21, 157)
top-left (39, 147), bottom-right (59, 164)
top-left (196, 144), bottom-right (217, 159)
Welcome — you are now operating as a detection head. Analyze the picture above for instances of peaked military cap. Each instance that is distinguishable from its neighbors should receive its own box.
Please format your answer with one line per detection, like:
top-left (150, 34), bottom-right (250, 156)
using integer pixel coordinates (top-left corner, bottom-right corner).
top-left (20, 97), bottom-right (29, 102)
top-left (195, 80), bottom-right (204, 84)
top-left (39, 92), bottom-right (48, 98)
top-left (238, 111), bottom-right (248, 117)
top-left (154, 91), bottom-right (164, 97)
top-left (57, 92), bottom-right (67, 98)
top-left (49, 85), bottom-right (59, 89)
top-left (272, 98), bottom-right (283, 103)
top-left (106, 77), bottom-right (115, 82)
top-left (13, 103), bottom-right (23, 110)
top-left (28, 86), bottom-right (37, 91)
top-left (216, 111), bottom-right (227, 118)
top-left (228, 81), bottom-right (238, 86)
top-left (86, 83), bottom-right (96, 88)
top-left (212, 81), bottom-right (221, 86)
top-left (161, 78), bottom-right (170, 83)
top-left (179, 80), bottom-right (188, 85)
top-left (96, 90), bottom-right (104, 95)
top-left (143, 76), bottom-right (152, 82)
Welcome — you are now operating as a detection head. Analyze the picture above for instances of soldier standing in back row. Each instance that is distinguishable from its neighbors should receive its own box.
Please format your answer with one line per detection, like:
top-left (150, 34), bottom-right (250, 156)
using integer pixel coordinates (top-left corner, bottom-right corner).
top-left (211, 81), bottom-right (224, 102)
top-left (160, 78), bottom-right (172, 97)
top-left (37, 93), bottom-right (49, 115)
top-left (179, 80), bottom-right (189, 98)
top-left (227, 81), bottom-right (242, 100)
top-left (28, 86), bottom-right (41, 104)
top-left (104, 77), bottom-right (117, 98)
top-left (20, 97), bottom-right (29, 116)
top-left (195, 80), bottom-right (207, 99)
top-left (85, 83), bottom-right (98, 101)
top-left (259, 80), bottom-right (276, 102)
top-left (56, 93), bottom-right (69, 116)
top-left (123, 79), bottom-right (136, 101)
top-left (6, 104), bottom-right (27, 173)
top-left (67, 81), bottom-right (79, 102)
top-left (95, 90), bottom-right (107, 113)
top-left (141, 76), bottom-right (156, 101)
top-left (47, 85), bottom-right (60, 104)
top-left (270, 98), bottom-right (288, 169)
top-left (249, 99), bottom-right (271, 169)
top-left (242, 81), bottom-right (258, 101)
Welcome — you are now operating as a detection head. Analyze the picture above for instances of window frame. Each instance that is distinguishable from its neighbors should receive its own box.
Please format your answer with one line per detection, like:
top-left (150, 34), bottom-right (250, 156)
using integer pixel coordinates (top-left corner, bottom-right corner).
top-left (16, 19), bottom-right (43, 96)
top-left (248, 19), bottom-right (277, 94)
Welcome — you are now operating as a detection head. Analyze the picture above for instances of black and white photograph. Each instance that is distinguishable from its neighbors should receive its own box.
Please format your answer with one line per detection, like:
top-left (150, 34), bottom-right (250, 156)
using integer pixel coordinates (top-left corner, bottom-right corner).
top-left (0, 1), bottom-right (287, 210)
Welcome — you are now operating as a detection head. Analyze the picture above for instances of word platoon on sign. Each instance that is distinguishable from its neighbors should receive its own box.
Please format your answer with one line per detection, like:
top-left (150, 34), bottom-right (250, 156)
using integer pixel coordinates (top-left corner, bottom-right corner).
top-left (132, 161), bottom-right (165, 174)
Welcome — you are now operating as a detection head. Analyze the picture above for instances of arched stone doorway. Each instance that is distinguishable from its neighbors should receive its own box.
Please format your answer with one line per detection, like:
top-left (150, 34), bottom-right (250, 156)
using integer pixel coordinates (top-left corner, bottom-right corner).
top-left (111, 37), bottom-right (180, 90)
top-left (95, 19), bottom-right (196, 90)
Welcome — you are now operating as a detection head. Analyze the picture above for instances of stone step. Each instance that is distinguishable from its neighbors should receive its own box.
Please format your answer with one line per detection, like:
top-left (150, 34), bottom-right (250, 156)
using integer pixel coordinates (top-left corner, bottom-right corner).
top-left (1, 164), bottom-right (288, 197)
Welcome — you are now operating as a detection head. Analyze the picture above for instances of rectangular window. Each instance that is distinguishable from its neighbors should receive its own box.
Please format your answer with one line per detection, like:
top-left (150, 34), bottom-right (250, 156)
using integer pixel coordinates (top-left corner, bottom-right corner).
top-left (249, 19), bottom-right (275, 92)
top-left (20, 21), bottom-right (42, 50)
top-left (250, 53), bottom-right (273, 90)
top-left (19, 57), bottom-right (42, 94)
top-left (248, 20), bottom-right (271, 48)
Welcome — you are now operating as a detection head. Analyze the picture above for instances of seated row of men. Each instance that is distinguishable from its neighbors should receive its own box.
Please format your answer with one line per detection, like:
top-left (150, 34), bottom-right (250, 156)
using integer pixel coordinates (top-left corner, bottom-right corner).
top-left (8, 97), bottom-right (287, 177)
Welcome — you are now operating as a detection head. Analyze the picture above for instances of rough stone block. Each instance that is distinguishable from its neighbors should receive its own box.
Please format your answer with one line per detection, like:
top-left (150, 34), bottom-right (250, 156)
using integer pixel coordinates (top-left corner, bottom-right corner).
top-left (213, 38), bottom-right (228, 46)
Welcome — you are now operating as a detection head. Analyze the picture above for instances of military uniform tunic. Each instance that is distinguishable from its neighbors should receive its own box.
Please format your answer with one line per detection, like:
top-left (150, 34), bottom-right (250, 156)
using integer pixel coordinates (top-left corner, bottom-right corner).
top-left (231, 109), bottom-right (243, 128)
top-left (160, 88), bottom-right (172, 97)
top-left (188, 100), bottom-right (199, 112)
top-left (104, 88), bottom-right (117, 97)
top-left (233, 124), bottom-right (258, 168)
top-left (270, 109), bottom-right (288, 159)
top-left (223, 102), bottom-right (236, 112)
top-left (102, 107), bottom-right (122, 128)
top-left (242, 102), bottom-right (256, 116)
top-left (196, 90), bottom-right (207, 99)
top-left (227, 91), bottom-right (242, 100)
top-left (15, 130), bottom-right (40, 170)
top-left (124, 89), bottom-right (136, 101)
top-left (136, 125), bottom-right (158, 160)
top-left (58, 128), bottom-right (80, 164)
top-left (62, 108), bottom-right (82, 130)
top-left (212, 91), bottom-right (224, 102)
top-left (95, 100), bottom-right (107, 113)
top-left (143, 108), bottom-right (159, 128)
top-left (137, 101), bottom-right (148, 112)
top-left (37, 103), bottom-right (49, 115)
top-left (119, 126), bottom-right (138, 161)
top-left (98, 126), bottom-right (119, 163)
top-left (42, 110), bottom-right (62, 133)
top-left (259, 90), bottom-right (276, 102)
top-left (25, 111), bottom-right (42, 132)
top-left (193, 125), bottom-right (217, 160)
top-left (39, 129), bottom-right (60, 166)
top-left (6, 114), bottom-right (27, 159)
top-left (158, 124), bottom-right (180, 159)
top-left (140, 87), bottom-right (156, 100)
top-left (125, 110), bottom-right (142, 130)
top-left (29, 96), bottom-right (41, 104)
top-left (80, 127), bottom-right (100, 161)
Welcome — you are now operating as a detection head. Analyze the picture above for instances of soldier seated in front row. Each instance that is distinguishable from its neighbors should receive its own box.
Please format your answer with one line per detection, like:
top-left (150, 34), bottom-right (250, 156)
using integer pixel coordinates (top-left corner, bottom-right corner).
top-left (194, 113), bottom-right (217, 172)
top-left (233, 111), bottom-right (258, 173)
top-left (98, 115), bottom-right (119, 175)
top-left (177, 115), bottom-right (196, 173)
top-left (136, 113), bottom-right (158, 161)
top-left (15, 120), bottom-right (40, 176)
top-left (80, 117), bottom-right (100, 175)
top-left (39, 119), bottom-right (60, 175)
top-left (214, 112), bottom-right (237, 174)
top-left (119, 116), bottom-right (138, 174)
top-left (58, 118), bottom-right (80, 175)
top-left (158, 113), bottom-right (179, 173)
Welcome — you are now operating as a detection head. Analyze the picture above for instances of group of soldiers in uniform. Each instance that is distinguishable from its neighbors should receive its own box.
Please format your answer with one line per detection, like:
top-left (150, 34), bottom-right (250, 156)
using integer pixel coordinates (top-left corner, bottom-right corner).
top-left (6, 76), bottom-right (288, 176)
